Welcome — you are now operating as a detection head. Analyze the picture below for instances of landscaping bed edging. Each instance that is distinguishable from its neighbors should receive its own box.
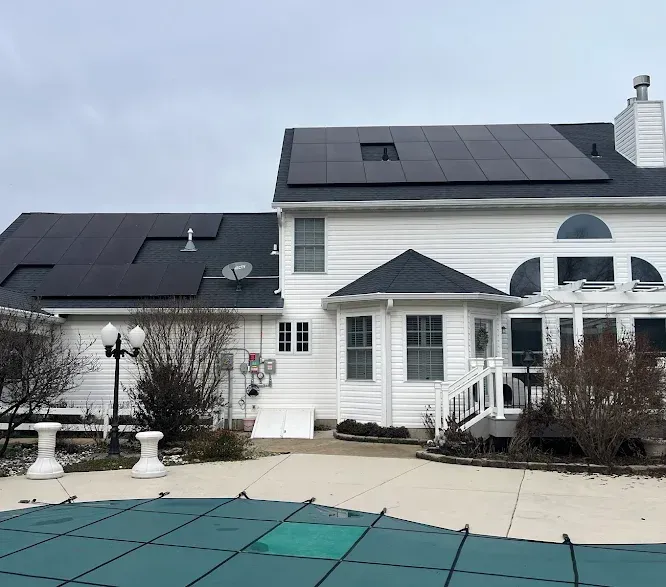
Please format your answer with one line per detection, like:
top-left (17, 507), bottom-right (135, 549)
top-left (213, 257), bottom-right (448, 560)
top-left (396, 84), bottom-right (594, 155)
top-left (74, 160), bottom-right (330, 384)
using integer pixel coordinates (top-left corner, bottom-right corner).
top-left (334, 431), bottom-right (424, 445)
top-left (416, 450), bottom-right (666, 475)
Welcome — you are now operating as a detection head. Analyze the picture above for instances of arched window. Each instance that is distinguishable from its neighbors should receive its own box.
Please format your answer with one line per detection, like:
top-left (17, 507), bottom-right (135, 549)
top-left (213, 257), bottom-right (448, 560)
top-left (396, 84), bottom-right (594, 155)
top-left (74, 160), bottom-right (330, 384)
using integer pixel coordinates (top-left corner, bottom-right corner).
top-left (631, 257), bottom-right (663, 283)
top-left (510, 258), bottom-right (541, 297)
top-left (557, 214), bottom-right (612, 239)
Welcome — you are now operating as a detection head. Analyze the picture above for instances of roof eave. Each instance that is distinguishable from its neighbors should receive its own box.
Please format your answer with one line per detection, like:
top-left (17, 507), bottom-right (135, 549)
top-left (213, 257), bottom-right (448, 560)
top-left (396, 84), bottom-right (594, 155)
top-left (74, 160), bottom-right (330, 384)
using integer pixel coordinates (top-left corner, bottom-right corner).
top-left (41, 307), bottom-right (284, 316)
top-left (274, 195), bottom-right (666, 211)
top-left (322, 292), bottom-right (520, 309)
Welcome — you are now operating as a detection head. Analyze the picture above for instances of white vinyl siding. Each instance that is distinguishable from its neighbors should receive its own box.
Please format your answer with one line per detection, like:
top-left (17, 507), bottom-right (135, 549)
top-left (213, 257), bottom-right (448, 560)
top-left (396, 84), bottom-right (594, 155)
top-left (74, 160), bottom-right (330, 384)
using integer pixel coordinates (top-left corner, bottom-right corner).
top-left (294, 218), bottom-right (325, 272)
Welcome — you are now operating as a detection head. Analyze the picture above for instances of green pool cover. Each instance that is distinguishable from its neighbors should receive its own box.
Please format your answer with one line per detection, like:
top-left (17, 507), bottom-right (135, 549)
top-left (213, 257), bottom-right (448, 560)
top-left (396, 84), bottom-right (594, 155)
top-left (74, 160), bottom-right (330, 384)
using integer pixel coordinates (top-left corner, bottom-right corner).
top-left (0, 496), bottom-right (663, 586)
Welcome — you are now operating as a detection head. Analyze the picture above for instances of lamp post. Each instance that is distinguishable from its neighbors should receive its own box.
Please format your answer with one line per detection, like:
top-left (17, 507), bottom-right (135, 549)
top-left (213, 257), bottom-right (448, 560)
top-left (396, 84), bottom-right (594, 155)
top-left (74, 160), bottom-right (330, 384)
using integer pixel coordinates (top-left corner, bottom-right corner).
top-left (101, 322), bottom-right (145, 457)
top-left (522, 350), bottom-right (535, 408)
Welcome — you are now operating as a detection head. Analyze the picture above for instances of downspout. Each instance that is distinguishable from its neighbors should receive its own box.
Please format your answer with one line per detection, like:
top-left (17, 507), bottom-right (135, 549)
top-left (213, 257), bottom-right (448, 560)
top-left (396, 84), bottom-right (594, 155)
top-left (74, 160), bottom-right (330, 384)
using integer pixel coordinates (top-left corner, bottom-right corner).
top-left (383, 298), bottom-right (393, 425)
top-left (274, 209), bottom-right (283, 295)
top-left (336, 306), bottom-right (341, 423)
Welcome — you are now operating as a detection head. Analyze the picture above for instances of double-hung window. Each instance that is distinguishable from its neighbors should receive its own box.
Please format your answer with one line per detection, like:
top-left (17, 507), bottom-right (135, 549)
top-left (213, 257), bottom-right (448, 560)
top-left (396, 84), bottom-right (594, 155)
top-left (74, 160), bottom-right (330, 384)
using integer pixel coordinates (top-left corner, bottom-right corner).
top-left (347, 316), bottom-right (373, 380)
top-left (406, 315), bottom-right (444, 380)
top-left (294, 218), bottom-right (325, 272)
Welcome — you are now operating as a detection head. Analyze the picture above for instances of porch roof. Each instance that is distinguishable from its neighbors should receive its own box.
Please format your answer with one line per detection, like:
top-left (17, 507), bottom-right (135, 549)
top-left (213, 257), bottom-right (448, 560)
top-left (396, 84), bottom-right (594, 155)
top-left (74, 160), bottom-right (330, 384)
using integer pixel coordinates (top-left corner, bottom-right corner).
top-left (324, 249), bottom-right (519, 308)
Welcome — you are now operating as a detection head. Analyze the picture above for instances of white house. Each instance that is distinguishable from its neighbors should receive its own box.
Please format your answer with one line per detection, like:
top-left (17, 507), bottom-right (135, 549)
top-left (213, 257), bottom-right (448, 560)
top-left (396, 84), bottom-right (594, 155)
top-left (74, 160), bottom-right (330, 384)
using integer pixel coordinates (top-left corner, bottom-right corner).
top-left (2, 75), bottom-right (666, 435)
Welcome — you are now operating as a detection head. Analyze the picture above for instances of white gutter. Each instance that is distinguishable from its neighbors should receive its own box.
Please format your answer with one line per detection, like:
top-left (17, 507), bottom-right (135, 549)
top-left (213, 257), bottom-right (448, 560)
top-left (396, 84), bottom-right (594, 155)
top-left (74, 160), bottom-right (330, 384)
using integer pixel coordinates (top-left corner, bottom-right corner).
top-left (0, 306), bottom-right (64, 323)
top-left (321, 292), bottom-right (521, 309)
top-left (273, 196), bottom-right (666, 211)
top-left (41, 307), bottom-right (284, 316)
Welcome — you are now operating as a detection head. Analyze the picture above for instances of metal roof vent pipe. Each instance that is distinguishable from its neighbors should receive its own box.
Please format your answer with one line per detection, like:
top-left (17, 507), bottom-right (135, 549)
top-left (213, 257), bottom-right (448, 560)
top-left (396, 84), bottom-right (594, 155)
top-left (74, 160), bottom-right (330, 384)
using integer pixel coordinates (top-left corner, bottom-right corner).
top-left (181, 228), bottom-right (197, 252)
top-left (634, 75), bottom-right (650, 101)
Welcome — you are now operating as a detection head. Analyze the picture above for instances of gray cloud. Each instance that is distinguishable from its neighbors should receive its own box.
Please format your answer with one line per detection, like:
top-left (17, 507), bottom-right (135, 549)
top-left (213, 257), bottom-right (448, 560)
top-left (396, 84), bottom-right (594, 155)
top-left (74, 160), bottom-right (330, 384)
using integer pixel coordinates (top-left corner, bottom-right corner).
top-left (1, 0), bottom-right (665, 228)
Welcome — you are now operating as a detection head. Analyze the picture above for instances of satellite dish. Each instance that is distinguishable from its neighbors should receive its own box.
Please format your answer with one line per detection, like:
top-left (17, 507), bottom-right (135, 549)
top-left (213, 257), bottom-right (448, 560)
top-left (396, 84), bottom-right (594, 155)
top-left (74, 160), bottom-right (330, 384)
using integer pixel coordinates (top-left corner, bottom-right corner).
top-left (222, 261), bottom-right (253, 291)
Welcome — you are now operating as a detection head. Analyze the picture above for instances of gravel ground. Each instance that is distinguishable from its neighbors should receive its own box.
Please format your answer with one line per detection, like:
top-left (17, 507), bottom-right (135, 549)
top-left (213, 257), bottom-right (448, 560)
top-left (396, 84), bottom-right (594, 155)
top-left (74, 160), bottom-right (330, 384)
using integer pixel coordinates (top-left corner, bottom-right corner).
top-left (0, 444), bottom-right (97, 477)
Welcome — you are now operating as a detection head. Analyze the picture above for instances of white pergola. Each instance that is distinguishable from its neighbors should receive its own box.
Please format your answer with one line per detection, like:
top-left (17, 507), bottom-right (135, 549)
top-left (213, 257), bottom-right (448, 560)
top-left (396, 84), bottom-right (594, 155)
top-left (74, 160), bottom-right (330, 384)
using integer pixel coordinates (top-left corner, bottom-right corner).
top-left (518, 280), bottom-right (666, 342)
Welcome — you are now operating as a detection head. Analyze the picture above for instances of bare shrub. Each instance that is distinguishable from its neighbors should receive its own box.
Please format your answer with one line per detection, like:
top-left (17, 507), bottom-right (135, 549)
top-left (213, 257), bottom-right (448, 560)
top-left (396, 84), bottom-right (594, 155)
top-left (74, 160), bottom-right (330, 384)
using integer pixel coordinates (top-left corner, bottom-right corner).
top-left (544, 331), bottom-right (666, 464)
top-left (0, 304), bottom-right (98, 457)
top-left (127, 298), bottom-right (238, 442)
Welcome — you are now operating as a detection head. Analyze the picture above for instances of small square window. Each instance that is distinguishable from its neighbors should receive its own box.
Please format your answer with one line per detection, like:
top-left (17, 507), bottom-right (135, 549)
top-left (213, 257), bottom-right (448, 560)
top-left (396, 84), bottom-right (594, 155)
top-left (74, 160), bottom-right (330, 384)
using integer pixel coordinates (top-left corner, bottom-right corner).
top-left (278, 322), bottom-right (292, 353)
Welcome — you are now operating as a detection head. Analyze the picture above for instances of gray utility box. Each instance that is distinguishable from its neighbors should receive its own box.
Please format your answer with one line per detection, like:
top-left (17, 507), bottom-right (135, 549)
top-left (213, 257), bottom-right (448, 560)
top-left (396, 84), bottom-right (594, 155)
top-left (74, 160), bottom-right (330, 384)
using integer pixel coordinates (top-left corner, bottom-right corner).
top-left (264, 358), bottom-right (276, 374)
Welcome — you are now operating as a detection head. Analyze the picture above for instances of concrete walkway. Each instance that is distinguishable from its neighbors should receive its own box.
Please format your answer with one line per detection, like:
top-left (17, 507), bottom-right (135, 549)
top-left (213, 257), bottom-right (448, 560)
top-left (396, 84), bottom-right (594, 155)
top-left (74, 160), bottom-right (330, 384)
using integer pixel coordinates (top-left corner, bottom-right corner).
top-left (1, 454), bottom-right (665, 544)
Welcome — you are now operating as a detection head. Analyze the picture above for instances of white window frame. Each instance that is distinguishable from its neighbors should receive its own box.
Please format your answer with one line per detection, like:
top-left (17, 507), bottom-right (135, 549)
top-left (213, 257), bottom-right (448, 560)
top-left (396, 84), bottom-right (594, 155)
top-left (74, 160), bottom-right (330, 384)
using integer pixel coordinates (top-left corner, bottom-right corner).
top-left (403, 313), bottom-right (445, 382)
top-left (345, 314), bottom-right (374, 382)
top-left (293, 216), bottom-right (327, 274)
top-left (555, 254), bottom-right (616, 286)
top-left (553, 213), bottom-right (614, 242)
top-left (277, 320), bottom-right (312, 355)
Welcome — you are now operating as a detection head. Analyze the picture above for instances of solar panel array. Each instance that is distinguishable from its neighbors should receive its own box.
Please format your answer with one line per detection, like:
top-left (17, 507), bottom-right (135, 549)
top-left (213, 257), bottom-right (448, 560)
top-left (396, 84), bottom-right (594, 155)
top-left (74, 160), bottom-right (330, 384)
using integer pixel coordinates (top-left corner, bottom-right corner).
top-left (34, 263), bottom-right (205, 297)
top-left (0, 213), bottom-right (220, 297)
top-left (287, 124), bottom-right (609, 185)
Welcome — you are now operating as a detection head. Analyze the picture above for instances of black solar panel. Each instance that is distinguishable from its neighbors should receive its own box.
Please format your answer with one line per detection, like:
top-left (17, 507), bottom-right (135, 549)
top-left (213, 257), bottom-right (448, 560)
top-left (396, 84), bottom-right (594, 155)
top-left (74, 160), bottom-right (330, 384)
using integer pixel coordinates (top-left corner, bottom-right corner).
top-left (290, 143), bottom-right (327, 163)
top-left (430, 141), bottom-right (473, 160)
top-left (156, 263), bottom-right (205, 296)
top-left (59, 238), bottom-right (110, 264)
top-left (0, 264), bottom-right (16, 285)
top-left (464, 141), bottom-right (510, 160)
top-left (498, 140), bottom-right (547, 159)
top-left (44, 214), bottom-right (94, 238)
top-left (75, 264), bottom-right (129, 296)
top-left (78, 214), bottom-right (125, 238)
top-left (287, 162), bottom-right (327, 184)
top-left (487, 124), bottom-right (529, 141)
top-left (96, 238), bottom-right (144, 265)
top-left (147, 214), bottom-right (191, 238)
top-left (185, 213), bottom-right (223, 238)
top-left (325, 127), bottom-right (359, 143)
top-left (326, 143), bottom-right (362, 162)
top-left (422, 126), bottom-right (460, 142)
top-left (519, 124), bottom-right (564, 140)
top-left (553, 157), bottom-right (610, 180)
top-left (514, 158), bottom-right (569, 181)
top-left (534, 140), bottom-right (585, 159)
top-left (364, 161), bottom-right (406, 183)
top-left (327, 162), bottom-right (366, 183)
top-left (389, 126), bottom-right (426, 142)
top-left (401, 160), bottom-right (446, 182)
top-left (477, 159), bottom-right (528, 181)
top-left (35, 265), bottom-right (91, 296)
top-left (454, 125), bottom-right (494, 140)
top-left (11, 214), bottom-right (60, 238)
top-left (21, 238), bottom-right (76, 265)
top-left (0, 238), bottom-right (40, 264)
top-left (292, 127), bottom-right (326, 144)
top-left (115, 264), bottom-right (168, 296)
top-left (113, 213), bottom-right (158, 239)
top-left (438, 159), bottom-right (488, 182)
top-left (395, 142), bottom-right (436, 161)
top-left (358, 126), bottom-right (392, 143)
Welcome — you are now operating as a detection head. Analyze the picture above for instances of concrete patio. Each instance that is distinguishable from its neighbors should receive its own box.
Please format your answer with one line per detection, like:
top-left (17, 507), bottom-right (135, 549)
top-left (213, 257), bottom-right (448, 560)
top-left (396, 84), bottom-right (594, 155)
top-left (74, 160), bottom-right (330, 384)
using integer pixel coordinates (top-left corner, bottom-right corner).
top-left (1, 453), bottom-right (665, 545)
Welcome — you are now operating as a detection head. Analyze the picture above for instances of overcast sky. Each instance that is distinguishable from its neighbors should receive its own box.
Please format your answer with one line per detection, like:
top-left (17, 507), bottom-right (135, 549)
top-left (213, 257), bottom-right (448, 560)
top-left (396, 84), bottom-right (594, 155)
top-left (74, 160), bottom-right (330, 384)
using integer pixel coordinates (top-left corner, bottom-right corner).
top-left (1, 0), bottom-right (665, 228)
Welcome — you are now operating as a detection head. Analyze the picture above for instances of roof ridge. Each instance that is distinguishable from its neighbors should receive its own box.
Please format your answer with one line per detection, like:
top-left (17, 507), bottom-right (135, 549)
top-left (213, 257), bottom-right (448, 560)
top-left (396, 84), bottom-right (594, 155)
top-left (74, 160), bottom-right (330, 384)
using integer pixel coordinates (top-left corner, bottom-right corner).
top-left (383, 250), bottom-right (415, 292)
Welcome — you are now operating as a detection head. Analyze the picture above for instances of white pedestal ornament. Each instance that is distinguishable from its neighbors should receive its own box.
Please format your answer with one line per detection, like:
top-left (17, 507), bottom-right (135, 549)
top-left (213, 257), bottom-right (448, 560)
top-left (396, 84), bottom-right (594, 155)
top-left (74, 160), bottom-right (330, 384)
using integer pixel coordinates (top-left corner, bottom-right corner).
top-left (26, 422), bottom-right (64, 480)
top-left (131, 431), bottom-right (167, 479)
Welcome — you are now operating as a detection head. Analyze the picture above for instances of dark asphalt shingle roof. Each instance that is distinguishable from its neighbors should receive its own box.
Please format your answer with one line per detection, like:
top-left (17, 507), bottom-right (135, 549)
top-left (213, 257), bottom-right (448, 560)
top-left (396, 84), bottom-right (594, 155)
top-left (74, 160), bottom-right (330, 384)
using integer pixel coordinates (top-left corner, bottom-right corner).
top-left (273, 123), bottom-right (666, 203)
top-left (0, 286), bottom-right (49, 314)
top-left (0, 213), bottom-right (281, 310)
top-left (329, 249), bottom-right (507, 297)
